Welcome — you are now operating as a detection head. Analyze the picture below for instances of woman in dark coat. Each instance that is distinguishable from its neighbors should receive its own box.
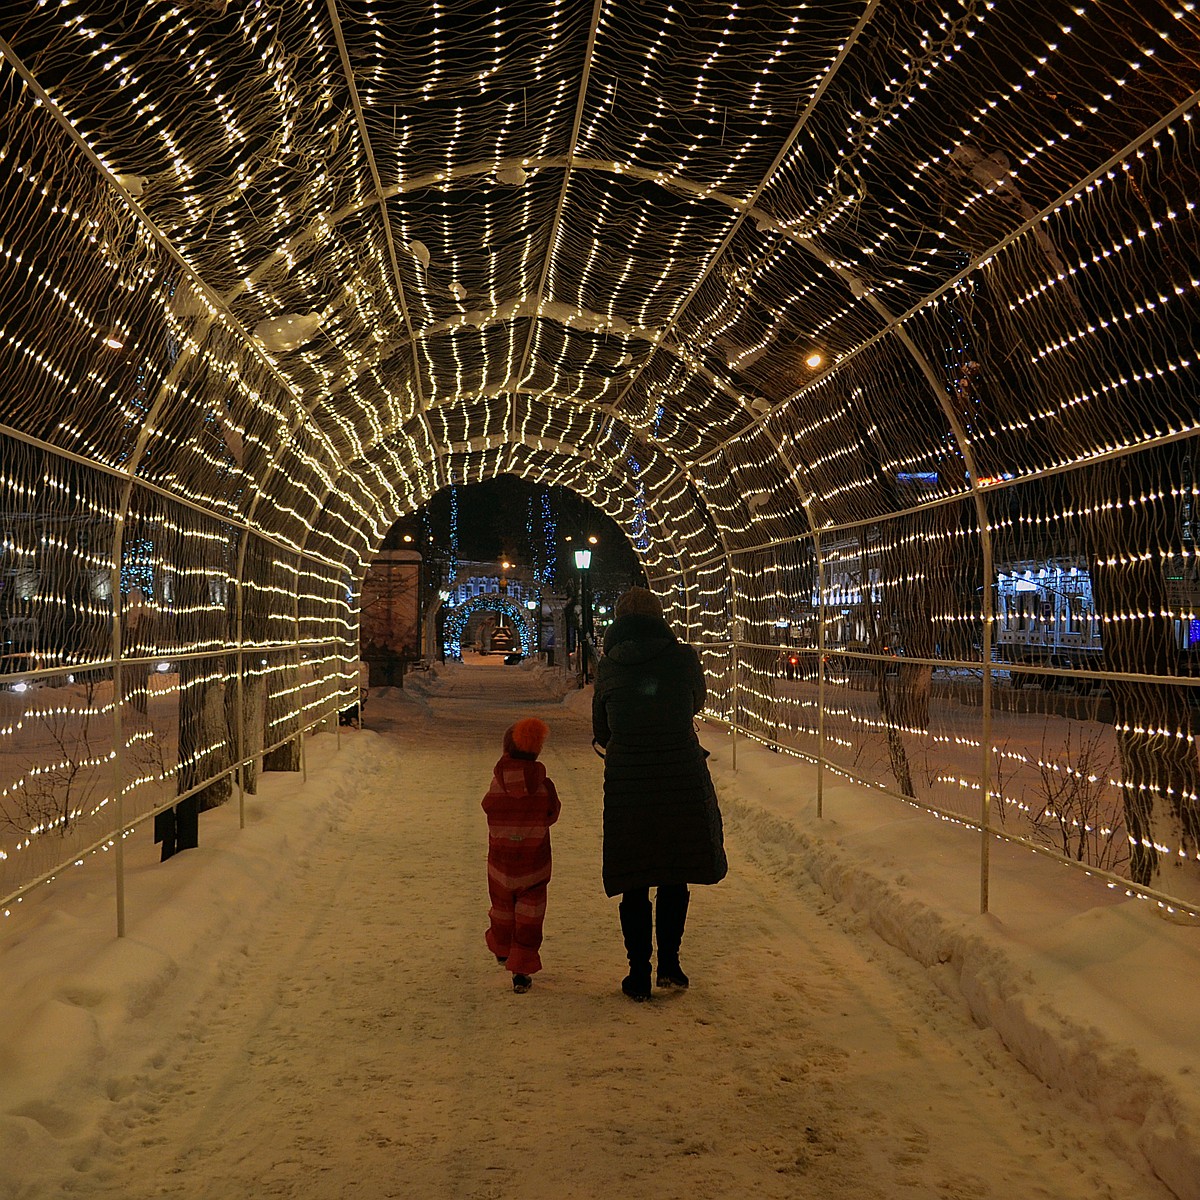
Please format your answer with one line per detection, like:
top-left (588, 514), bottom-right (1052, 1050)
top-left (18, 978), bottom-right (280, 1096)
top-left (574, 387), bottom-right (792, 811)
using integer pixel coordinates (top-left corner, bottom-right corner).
top-left (592, 587), bottom-right (727, 1001)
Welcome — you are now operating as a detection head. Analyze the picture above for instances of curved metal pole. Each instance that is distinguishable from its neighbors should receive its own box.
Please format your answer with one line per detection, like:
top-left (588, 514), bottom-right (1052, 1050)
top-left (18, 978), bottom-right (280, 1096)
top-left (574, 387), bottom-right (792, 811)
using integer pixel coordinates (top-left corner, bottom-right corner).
top-left (601, 0), bottom-right (882, 419)
top-left (310, 422), bottom-right (728, 605)
top-left (815, 529), bottom-right (827, 820)
top-left (200, 80), bottom-right (1200, 580)
top-left (510, 0), bottom-right (607, 443)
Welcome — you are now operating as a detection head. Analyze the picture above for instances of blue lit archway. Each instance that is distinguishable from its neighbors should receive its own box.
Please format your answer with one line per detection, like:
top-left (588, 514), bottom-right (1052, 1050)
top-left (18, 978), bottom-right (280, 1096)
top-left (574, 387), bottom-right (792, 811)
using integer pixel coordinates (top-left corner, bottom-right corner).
top-left (443, 595), bottom-right (535, 659)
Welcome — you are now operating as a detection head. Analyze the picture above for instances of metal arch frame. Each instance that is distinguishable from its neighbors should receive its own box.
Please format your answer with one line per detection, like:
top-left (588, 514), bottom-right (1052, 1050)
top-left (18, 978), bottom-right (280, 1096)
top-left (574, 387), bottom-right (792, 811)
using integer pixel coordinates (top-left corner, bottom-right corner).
top-left (317, 301), bottom-right (761, 422)
top-left (6, 17), bottom-right (1196, 928)
top-left (307, 383), bottom-right (726, 548)
top-left (336, 454), bottom-right (703, 631)
top-left (213, 150), bottom-right (921, 572)
top-left (442, 595), bottom-right (535, 659)
top-left (313, 423), bottom-right (699, 584)
top-left (0, 34), bottom-right (347, 934)
top-left (509, 0), bottom-right (607, 447)
top-left (227, 69), bottom-right (1197, 540)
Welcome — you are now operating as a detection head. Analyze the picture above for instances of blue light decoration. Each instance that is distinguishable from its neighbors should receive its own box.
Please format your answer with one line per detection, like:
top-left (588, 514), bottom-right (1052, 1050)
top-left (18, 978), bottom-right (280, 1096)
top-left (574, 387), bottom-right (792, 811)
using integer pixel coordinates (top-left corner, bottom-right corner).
top-left (525, 488), bottom-right (556, 587)
top-left (526, 495), bottom-right (539, 580)
top-left (540, 489), bottom-right (555, 586)
top-left (442, 595), bottom-right (535, 659)
top-left (993, 559), bottom-right (1102, 668)
top-left (626, 453), bottom-right (650, 551)
top-left (448, 479), bottom-right (460, 586)
top-left (120, 537), bottom-right (155, 596)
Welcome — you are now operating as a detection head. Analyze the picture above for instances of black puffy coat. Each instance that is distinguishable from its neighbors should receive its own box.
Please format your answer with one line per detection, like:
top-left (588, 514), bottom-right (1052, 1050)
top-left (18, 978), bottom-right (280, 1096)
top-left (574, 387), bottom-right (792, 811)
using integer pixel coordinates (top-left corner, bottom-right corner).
top-left (592, 613), bottom-right (728, 897)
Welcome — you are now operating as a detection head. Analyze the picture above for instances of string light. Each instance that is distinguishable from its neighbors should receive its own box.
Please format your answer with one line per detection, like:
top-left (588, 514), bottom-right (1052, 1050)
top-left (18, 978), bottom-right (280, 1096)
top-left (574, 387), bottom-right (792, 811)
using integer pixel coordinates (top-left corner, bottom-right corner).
top-left (0, 0), bottom-right (1197, 922)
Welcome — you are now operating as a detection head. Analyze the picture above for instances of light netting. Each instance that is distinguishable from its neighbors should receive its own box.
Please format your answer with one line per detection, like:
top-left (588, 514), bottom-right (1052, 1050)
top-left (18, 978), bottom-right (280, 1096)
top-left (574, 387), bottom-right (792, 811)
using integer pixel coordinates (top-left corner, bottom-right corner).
top-left (1, 1), bottom-right (1198, 919)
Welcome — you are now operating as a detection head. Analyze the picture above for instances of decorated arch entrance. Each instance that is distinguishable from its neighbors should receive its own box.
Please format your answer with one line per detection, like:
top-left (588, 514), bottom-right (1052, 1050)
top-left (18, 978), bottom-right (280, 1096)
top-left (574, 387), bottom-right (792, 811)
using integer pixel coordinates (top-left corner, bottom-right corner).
top-left (443, 595), bottom-right (535, 659)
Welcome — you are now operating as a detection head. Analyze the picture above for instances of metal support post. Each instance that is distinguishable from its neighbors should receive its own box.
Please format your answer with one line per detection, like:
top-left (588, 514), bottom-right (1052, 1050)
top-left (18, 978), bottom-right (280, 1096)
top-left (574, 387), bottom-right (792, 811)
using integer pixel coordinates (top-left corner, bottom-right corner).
top-left (978, 520), bottom-right (996, 914)
top-left (815, 532), bottom-right (826, 820)
top-left (109, 534), bottom-right (127, 938)
top-left (731, 639), bottom-right (739, 772)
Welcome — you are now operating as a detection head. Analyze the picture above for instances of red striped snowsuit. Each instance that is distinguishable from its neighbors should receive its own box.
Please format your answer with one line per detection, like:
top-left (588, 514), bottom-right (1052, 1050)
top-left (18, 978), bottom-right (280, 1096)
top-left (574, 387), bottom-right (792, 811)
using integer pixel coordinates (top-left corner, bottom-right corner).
top-left (483, 753), bottom-right (561, 976)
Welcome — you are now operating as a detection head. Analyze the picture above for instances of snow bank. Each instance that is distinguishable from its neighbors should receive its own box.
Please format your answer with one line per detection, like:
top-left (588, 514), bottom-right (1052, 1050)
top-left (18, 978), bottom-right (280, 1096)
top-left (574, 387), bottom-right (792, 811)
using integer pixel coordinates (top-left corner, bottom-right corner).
top-left (0, 741), bottom-right (358, 1199)
top-left (710, 741), bottom-right (1200, 1200)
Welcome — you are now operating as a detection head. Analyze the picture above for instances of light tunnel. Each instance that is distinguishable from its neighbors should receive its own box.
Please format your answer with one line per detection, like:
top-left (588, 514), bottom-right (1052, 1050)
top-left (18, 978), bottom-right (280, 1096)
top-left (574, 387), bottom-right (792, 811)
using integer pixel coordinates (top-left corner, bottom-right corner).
top-left (1, 0), bottom-right (1198, 919)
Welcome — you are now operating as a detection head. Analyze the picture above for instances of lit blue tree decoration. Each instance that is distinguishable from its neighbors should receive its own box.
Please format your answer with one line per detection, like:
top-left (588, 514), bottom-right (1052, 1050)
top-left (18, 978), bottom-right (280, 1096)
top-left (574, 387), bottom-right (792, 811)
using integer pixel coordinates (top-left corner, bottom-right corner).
top-left (120, 537), bottom-right (155, 596)
top-left (526, 488), bottom-right (556, 586)
top-left (442, 597), bottom-right (535, 659)
top-left (448, 479), bottom-right (460, 586)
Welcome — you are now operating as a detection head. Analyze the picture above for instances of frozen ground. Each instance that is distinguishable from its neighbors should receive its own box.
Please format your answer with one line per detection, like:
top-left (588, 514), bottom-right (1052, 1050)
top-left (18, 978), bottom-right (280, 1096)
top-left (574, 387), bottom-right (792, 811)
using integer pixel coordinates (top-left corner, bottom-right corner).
top-left (0, 657), bottom-right (1196, 1199)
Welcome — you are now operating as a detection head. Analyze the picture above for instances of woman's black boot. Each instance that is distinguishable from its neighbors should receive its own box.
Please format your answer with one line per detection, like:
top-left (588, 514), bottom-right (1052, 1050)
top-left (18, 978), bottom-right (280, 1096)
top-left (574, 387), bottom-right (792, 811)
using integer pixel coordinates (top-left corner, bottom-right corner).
top-left (619, 892), bottom-right (653, 1001)
top-left (655, 885), bottom-right (690, 988)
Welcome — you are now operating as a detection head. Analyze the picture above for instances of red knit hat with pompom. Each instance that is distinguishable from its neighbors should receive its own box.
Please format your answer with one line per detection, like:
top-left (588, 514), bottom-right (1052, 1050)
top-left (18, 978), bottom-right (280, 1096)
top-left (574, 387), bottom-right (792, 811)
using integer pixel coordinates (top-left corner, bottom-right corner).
top-left (507, 717), bottom-right (549, 756)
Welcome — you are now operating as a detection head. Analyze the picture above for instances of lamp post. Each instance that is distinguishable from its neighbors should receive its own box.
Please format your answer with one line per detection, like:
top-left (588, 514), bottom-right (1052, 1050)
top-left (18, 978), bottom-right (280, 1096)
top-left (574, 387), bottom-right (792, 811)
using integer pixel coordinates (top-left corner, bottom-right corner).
top-left (574, 546), bottom-right (593, 682)
top-left (526, 597), bottom-right (540, 657)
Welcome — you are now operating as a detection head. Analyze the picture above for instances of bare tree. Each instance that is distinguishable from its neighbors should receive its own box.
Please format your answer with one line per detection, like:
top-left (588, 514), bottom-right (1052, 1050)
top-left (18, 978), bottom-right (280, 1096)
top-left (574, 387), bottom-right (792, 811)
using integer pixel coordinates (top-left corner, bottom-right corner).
top-left (2, 677), bottom-right (106, 842)
top-left (1027, 725), bottom-right (1127, 874)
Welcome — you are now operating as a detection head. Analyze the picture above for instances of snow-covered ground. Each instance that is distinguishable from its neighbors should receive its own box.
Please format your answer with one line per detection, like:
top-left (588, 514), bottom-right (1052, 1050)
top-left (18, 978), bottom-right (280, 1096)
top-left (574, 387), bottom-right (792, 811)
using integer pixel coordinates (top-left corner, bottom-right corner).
top-left (0, 657), bottom-right (1196, 1199)
top-left (754, 669), bottom-right (1168, 896)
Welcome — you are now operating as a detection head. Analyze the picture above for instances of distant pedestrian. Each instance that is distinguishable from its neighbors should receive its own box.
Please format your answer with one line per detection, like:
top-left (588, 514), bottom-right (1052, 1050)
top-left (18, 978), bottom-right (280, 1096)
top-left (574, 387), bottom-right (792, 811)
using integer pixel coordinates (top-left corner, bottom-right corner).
top-left (381, 640), bottom-right (400, 686)
top-left (592, 587), bottom-right (727, 1001)
top-left (482, 718), bottom-right (561, 993)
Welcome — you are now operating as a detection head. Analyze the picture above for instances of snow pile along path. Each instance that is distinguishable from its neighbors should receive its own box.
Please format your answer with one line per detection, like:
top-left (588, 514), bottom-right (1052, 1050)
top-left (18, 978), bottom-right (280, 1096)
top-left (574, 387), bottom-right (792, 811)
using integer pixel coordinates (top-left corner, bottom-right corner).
top-left (0, 659), bottom-right (1186, 1199)
top-left (707, 731), bottom-right (1200, 1200)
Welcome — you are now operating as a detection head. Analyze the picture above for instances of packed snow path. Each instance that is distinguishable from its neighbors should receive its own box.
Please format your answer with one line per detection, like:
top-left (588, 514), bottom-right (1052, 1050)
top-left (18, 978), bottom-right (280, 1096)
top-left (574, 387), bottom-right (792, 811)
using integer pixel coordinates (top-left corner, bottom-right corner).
top-left (27, 660), bottom-right (1172, 1199)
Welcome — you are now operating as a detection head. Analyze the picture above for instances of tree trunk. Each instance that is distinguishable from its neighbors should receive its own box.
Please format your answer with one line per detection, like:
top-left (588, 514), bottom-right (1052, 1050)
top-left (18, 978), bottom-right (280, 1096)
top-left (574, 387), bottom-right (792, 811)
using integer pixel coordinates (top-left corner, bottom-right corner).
top-left (154, 530), bottom-right (230, 861)
top-left (1075, 450), bottom-right (1200, 885)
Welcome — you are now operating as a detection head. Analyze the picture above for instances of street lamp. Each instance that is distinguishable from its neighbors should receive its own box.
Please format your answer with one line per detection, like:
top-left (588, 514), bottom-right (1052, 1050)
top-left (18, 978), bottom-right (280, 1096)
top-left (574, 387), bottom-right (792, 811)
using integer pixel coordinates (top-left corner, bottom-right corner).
top-left (526, 598), bottom-right (540, 656)
top-left (573, 546), bottom-right (593, 682)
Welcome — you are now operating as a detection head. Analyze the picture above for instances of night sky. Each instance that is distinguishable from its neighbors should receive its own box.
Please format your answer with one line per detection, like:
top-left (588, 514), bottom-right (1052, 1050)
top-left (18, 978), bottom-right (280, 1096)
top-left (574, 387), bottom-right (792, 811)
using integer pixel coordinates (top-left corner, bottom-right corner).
top-left (385, 477), bottom-right (643, 587)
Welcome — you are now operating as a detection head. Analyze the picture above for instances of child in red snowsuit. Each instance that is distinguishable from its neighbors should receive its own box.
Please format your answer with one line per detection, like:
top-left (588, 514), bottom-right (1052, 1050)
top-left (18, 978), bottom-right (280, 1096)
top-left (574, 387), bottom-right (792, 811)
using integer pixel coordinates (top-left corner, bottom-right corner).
top-left (483, 717), bottom-right (561, 993)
